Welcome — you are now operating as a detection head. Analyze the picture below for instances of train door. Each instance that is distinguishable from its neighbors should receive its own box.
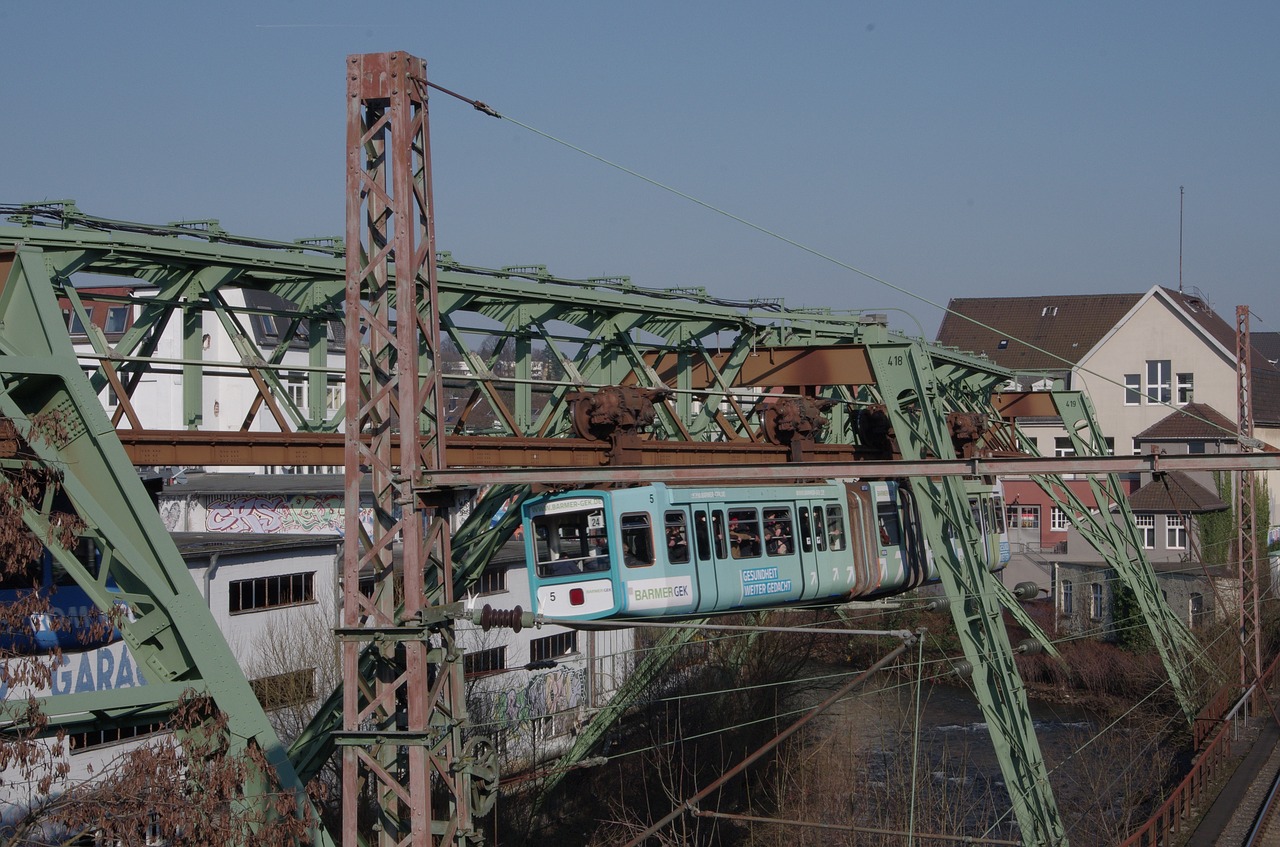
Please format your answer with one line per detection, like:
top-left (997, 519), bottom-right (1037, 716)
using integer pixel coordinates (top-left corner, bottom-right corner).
top-left (728, 504), bottom-right (801, 608)
top-left (690, 508), bottom-right (720, 611)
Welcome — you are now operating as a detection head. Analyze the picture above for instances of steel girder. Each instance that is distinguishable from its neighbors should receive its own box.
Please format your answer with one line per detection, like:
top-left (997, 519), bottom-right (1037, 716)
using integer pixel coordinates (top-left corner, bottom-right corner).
top-left (0, 246), bottom-right (331, 844)
top-left (863, 336), bottom-right (1068, 847)
top-left (2, 207), bottom-right (1087, 843)
top-left (1, 211), bottom-right (1015, 453)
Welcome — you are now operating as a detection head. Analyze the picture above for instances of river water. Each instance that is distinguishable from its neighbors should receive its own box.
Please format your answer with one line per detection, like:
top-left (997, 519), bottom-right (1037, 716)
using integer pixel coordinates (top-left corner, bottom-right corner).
top-left (794, 665), bottom-right (1101, 838)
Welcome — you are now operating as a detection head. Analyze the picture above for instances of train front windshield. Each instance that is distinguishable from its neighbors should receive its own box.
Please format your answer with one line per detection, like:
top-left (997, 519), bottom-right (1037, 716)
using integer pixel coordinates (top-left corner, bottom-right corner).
top-left (530, 501), bottom-right (611, 577)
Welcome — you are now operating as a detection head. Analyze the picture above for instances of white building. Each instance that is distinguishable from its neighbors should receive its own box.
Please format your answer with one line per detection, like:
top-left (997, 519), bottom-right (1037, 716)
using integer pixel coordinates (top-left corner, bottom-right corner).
top-left (1, 532), bottom-right (341, 823)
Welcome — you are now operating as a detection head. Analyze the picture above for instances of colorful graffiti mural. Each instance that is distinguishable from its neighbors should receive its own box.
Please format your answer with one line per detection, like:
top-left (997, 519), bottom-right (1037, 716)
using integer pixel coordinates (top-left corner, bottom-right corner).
top-left (159, 493), bottom-right (379, 535)
top-left (203, 494), bottom-right (345, 533)
top-left (471, 667), bottom-right (586, 740)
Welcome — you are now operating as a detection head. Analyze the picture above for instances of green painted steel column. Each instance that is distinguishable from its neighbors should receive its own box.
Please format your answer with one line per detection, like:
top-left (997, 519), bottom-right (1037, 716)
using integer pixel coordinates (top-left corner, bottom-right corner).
top-left (865, 337), bottom-right (1068, 847)
top-left (182, 300), bottom-right (203, 428)
top-left (0, 246), bottom-right (331, 844)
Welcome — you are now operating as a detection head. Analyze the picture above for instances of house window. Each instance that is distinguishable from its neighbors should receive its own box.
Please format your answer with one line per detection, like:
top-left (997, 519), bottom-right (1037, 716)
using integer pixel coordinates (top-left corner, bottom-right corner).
top-left (229, 571), bottom-right (316, 614)
top-left (1132, 438), bottom-right (1142, 456)
top-left (1134, 514), bottom-right (1155, 549)
top-left (476, 566), bottom-right (507, 596)
top-left (1145, 360), bottom-right (1171, 404)
top-left (1104, 437), bottom-right (1114, 455)
top-left (1166, 515), bottom-right (1186, 550)
top-left (464, 646), bottom-right (506, 676)
top-left (1090, 583), bottom-right (1104, 620)
top-left (287, 376), bottom-right (306, 408)
top-left (325, 385), bottom-right (343, 412)
top-left (1051, 508), bottom-right (1071, 532)
top-left (67, 310), bottom-right (88, 336)
top-left (530, 631), bottom-right (578, 664)
top-left (1061, 580), bottom-right (1073, 615)
top-left (69, 721), bottom-right (165, 752)
top-left (1054, 438), bottom-right (1075, 458)
top-left (1006, 505), bottom-right (1040, 529)
top-left (1176, 373), bottom-right (1194, 405)
top-left (1124, 373), bottom-right (1141, 405)
top-left (103, 306), bottom-right (129, 335)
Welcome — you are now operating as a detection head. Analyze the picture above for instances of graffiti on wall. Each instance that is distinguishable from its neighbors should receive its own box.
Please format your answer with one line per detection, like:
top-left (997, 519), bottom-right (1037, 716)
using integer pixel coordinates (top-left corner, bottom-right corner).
top-left (190, 494), bottom-right (378, 535)
top-left (470, 667), bottom-right (586, 741)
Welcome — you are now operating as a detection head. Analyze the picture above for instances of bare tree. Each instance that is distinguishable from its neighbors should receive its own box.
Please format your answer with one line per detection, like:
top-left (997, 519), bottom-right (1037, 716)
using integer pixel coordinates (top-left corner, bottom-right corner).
top-left (2, 414), bottom-right (319, 844)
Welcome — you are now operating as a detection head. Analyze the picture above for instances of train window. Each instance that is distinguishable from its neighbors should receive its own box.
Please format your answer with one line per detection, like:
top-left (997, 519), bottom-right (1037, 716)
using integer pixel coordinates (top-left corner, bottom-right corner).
top-left (531, 507), bottom-right (611, 577)
top-left (693, 510), bottom-right (711, 561)
top-left (826, 509), bottom-right (846, 552)
top-left (813, 507), bottom-right (828, 552)
top-left (665, 511), bottom-right (690, 564)
top-left (990, 497), bottom-right (1006, 534)
top-left (712, 511), bottom-right (727, 559)
top-left (877, 502), bottom-right (902, 547)
top-left (797, 507), bottom-right (813, 553)
top-left (764, 508), bottom-right (794, 556)
top-left (728, 508), bottom-right (761, 559)
top-left (621, 513), bottom-right (655, 567)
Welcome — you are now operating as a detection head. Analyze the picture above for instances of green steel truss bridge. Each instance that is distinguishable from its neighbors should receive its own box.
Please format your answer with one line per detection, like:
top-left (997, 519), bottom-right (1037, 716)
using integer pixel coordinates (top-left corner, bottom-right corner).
top-left (0, 51), bottom-right (1273, 847)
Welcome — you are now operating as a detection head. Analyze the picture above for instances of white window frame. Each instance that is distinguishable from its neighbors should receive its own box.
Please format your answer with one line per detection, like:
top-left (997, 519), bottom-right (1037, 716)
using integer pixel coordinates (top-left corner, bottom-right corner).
top-left (1061, 580), bottom-right (1073, 615)
top-left (1146, 360), bottom-right (1171, 404)
top-left (1006, 505), bottom-right (1040, 529)
top-left (1053, 437), bottom-right (1076, 458)
top-left (1166, 514), bottom-right (1186, 550)
top-left (1176, 372), bottom-right (1194, 405)
top-left (1090, 583), bottom-right (1104, 620)
top-left (1050, 507), bottom-right (1071, 532)
top-left (1124, 373), bottom-right (1141, 406)
top-left (1134, 514), bottom-right (1156, 549)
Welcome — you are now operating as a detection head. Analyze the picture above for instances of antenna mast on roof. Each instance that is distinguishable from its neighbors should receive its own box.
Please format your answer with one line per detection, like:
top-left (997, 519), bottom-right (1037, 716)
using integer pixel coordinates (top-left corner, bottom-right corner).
top-left (1178, 186), bottom-right (1185, 294)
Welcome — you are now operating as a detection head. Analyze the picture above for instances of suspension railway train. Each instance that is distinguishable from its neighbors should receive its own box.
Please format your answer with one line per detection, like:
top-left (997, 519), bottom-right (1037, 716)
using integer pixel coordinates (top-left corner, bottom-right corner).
top-left (521, 479), bottom-right (1008, 621)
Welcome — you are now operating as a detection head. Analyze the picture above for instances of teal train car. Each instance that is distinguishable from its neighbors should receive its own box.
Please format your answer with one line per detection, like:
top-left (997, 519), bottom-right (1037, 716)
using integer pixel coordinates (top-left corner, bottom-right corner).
top-left (521, 479), bottom-right (1006, 622)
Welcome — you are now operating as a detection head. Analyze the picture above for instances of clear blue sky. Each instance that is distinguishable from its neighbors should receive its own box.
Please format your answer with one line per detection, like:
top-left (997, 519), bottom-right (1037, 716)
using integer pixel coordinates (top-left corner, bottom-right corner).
top-left (5, 1), bottom-right (1278, 337)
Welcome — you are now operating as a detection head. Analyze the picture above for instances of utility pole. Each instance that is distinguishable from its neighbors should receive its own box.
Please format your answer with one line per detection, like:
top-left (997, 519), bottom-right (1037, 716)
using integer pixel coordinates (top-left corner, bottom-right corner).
top-left (342, 51), bottom-right (474, 846)
top-left (1237, 304), bottom-right (1262, 686)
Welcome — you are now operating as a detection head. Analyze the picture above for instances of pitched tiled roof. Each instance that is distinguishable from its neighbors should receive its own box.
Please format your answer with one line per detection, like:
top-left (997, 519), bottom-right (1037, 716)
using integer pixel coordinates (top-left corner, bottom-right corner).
top-left (1159, 289), bottom-right (1280, 426)
top-left (1128, 471), bottom-right (1228, 514)
top-left (1135, 403), bottom-right (1238, 441)
top-left (935, 288), bottom-right (1280, 426)
top-left (935, 293), bottom-right (1142, 372)
top-left (1254, 364), bottom-right (1280, 428)
top-left (1256, 332), bottom-right (1280, 365)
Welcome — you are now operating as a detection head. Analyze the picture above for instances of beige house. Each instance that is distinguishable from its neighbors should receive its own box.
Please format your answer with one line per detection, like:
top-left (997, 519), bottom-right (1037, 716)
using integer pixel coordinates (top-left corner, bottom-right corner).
top-left (937, 285), bottom-right (1280, 534)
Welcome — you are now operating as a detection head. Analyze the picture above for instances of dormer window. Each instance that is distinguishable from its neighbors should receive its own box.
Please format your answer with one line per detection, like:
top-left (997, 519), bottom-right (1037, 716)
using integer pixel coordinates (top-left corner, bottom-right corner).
top-left (997, 339), bottom-right (1009, 349)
